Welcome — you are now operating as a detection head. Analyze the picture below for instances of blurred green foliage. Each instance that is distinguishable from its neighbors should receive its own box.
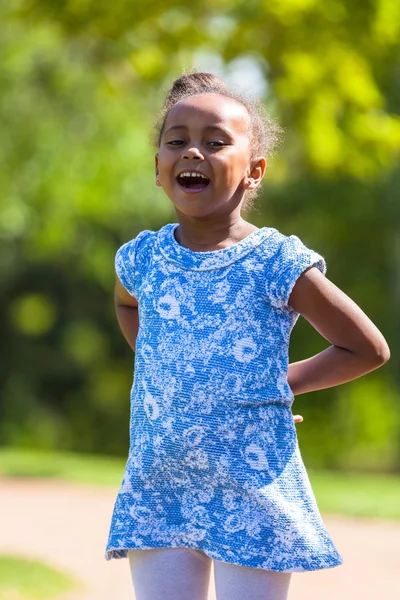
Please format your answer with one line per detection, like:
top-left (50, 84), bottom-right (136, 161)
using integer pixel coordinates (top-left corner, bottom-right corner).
top-left (0, 555), bottom-right (78, 599)
top-left (1, 1), bottom-right (399, 471)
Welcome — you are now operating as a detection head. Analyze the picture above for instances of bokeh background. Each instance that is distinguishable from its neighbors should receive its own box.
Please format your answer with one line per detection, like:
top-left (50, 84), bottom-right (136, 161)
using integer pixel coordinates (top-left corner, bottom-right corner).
top-left (1, 1), bottom-right (400, 474)
top-left (1, 2), bottom-right (400, 599)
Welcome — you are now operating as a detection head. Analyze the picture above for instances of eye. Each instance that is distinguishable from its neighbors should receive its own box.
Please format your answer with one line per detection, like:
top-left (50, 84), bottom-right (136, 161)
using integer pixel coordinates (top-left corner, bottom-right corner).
top-left (166, 140), bottom-right (185, 146)
top-left (208, 141), bottom-right (226, 147)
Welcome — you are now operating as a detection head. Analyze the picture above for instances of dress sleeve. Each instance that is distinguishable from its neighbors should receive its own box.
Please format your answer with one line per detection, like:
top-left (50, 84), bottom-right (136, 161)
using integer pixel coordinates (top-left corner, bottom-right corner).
top-left (115, 238), bottom-right (138, 297)
top-left (115, 230), bottom-right (152, 297)
top-left (267, 234), bottom-right (327, 310)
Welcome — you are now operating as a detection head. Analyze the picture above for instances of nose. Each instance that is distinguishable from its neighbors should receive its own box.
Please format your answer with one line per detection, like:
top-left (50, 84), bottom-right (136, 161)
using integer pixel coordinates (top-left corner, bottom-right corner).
top-left (182, 147), bottom-right (204, 160)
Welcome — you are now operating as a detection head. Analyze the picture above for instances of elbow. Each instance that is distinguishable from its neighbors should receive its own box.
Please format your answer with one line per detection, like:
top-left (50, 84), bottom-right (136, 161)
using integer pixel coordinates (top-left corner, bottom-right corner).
top-left (364, 340), bottom-right (391, 369)
top-left (376, 342), bottom-right (391, 365)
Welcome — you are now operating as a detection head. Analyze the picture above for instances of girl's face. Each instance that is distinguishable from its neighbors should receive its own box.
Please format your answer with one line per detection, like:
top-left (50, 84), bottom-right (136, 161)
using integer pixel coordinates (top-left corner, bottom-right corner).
top-left (156, 94), bottom-right (265, 219)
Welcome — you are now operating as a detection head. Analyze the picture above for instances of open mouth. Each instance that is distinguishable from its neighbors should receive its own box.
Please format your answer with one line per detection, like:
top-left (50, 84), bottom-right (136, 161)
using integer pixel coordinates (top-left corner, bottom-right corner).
top-left (176, 171), bottom-right (210, 192)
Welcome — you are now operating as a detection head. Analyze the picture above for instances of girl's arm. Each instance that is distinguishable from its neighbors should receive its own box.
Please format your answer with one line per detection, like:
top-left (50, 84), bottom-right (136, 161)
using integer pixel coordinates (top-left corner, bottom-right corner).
top-left (287, 267), bottom-right (390, 396)
top-left (115, 275), bottom-right (139, 352)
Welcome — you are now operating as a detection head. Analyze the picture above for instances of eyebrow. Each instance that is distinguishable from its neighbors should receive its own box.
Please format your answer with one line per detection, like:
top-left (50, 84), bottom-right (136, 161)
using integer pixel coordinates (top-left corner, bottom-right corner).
top-left (163, 124), bottom-right (233, 136)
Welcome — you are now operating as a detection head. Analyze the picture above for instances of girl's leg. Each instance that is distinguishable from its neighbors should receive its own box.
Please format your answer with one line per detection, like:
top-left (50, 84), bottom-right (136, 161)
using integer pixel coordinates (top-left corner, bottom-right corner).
top-left (128, 548), bottom-right (212, 600)
top-left (214, 560), bottom-right (292, 600)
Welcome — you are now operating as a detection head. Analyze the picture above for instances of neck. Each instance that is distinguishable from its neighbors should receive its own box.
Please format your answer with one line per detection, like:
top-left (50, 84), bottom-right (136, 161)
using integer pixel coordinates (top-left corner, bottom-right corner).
top-left (173, 212), bottom-right (257, 251)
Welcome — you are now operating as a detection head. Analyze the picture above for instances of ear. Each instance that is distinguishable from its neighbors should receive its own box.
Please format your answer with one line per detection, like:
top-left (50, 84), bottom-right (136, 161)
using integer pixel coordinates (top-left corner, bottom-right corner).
top-left (244, 157), bottom-right (267, 189)
top-left (155, 154), bottom-right (161, 186)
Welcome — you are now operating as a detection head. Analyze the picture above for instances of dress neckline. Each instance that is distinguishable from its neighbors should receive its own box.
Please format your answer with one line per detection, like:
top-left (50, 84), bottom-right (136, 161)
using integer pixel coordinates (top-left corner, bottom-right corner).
top-left (156, 223), bottom-right (276, 271)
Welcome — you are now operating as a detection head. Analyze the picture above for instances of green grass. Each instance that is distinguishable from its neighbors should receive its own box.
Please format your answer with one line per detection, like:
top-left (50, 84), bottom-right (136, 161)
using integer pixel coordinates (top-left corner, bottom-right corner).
top-left (308, 470), bottom-right (400, 520)
top-left (1, 448), bottom-right (400, 520)
top-left (0, 448), bottom-right (124, 486)
top-left (0, 555), bottom-right (78, 600)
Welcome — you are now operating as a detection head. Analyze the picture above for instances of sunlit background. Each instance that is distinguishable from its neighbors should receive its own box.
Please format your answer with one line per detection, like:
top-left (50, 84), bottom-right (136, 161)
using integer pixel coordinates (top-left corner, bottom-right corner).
top-left (1, 1), bottom-right (400, 598)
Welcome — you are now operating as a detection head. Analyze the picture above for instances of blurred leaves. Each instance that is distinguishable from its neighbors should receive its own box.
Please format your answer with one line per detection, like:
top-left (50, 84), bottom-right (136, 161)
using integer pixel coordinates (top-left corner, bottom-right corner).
top-left (11, 294), bottom-right (57, 336)
top-left (8, 0), bottom-right (399, 177)
top-left (335, 377), bottom-right (400, 471)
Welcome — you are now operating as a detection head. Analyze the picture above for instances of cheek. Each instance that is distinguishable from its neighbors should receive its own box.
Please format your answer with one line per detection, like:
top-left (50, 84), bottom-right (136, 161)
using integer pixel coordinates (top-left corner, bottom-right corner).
top-left (222, 144), bottom-right (251, 175)
top-left (157, 153), bottom-right (175, 176)
top-left (218, 156), bottom-right (249, 182)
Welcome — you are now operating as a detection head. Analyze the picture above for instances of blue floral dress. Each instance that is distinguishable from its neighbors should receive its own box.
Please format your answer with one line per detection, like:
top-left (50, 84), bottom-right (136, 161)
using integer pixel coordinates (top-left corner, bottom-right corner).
top-left (105, 222), bottom-right (343, 572)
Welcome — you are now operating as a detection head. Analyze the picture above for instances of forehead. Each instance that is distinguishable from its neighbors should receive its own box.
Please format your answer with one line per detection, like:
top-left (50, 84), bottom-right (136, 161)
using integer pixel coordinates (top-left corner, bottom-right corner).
top-left (164, 93), bottom-right (251, 135)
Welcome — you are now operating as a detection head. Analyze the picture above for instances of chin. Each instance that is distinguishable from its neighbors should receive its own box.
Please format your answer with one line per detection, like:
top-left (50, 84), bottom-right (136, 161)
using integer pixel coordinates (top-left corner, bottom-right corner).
top-left (169, 195), bottom-right (211, 216)
top-left (174, 205), bottom-right (212, 218)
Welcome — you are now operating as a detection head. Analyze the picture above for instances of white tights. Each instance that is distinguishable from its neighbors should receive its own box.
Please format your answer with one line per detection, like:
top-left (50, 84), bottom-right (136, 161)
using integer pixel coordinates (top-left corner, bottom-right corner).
top-left (128, 548), bottom-right (292, 600)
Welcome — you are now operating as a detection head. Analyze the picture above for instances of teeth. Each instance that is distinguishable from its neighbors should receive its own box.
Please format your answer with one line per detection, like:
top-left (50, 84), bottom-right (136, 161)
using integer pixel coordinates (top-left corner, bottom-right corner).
top-left (180, 172), bottom-right (208, 179)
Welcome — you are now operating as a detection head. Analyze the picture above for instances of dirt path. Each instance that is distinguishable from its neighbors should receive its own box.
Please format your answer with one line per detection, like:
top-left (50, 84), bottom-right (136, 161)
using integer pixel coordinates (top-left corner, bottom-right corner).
top-left (0, 478), bottom-right (399, 600)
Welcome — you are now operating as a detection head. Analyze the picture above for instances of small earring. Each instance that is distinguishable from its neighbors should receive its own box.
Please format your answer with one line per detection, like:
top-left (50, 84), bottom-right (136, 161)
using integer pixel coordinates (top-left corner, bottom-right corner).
top-left (156, 179), bottom-right (161, 186)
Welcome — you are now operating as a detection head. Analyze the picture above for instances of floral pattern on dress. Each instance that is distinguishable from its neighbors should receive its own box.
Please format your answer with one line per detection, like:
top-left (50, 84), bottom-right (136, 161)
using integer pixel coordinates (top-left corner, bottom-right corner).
top-left (105, 223), bottom-right (343, 572)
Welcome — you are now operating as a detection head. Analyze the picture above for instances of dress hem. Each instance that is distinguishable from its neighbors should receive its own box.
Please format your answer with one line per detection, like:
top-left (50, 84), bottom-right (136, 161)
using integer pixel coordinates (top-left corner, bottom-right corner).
top-left (105, 543), bottom-right (343, 573)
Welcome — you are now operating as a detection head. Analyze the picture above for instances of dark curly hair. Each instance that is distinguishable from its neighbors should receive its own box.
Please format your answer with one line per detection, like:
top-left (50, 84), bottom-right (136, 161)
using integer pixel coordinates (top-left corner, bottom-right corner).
top-left (153, 72), bottom-right (283, 210)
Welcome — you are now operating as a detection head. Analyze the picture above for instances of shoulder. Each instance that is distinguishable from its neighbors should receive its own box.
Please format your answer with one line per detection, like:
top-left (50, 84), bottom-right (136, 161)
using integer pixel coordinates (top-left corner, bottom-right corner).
top-left (116, 228), bottom-right (157, 256)
top-left (114, 226), bottom-right (166, 297)
top-left (261, 228), bottom-right (327, 309)
top-left (115, 225), bottom-right (174, 266)
top-left (263, 228), bottom-right (325, 271)
top-left (264, 227), bottom-right (310, 250)
top-left (115, 227), bottom-right (159, 267)
top-left (258, 227), bottom-right (302, 255)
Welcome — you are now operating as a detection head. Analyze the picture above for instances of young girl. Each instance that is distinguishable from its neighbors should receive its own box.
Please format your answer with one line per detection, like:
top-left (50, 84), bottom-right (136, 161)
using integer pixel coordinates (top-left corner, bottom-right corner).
top-left (105, 73), bottom-right (390, 600)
